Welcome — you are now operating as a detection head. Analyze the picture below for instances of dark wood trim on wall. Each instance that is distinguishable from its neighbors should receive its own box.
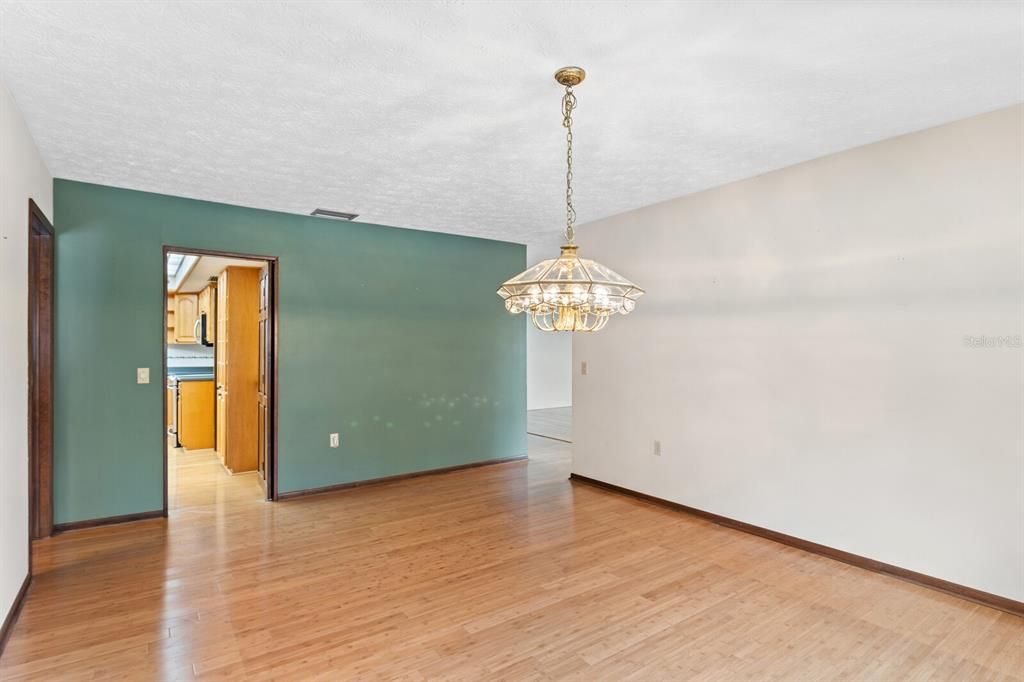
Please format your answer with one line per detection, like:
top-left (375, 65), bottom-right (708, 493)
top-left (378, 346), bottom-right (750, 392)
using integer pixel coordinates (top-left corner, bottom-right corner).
top-left (271, 257), bottom-right (279, 502)
top-left (28, 199), bottom-right (54, 541)
top-left (162, 263), bottom-right (169, 515)
top-left (569, 473), bottom-right (1024, 618)
top-left (52, 509), bottom-right (165, 534)
top-left (0, 573), bottom-right (31, 657)
top-left (279, 455), bottom-right (529, 501)
top-left (12, 199), bottom-right (52, 659)
top-left (27, 199), bottom-right (54, 540)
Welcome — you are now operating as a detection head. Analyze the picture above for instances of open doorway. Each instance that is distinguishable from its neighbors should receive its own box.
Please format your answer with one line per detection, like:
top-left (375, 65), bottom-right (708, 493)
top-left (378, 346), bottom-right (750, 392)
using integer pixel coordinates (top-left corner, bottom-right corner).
top-left (163, 247), bottom-right (278, 511)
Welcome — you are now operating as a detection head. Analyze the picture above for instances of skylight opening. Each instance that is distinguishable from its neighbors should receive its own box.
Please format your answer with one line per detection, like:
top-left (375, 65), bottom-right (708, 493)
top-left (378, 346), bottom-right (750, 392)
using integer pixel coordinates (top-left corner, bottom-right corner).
top-left (166, 253), bottom-right (199, 291)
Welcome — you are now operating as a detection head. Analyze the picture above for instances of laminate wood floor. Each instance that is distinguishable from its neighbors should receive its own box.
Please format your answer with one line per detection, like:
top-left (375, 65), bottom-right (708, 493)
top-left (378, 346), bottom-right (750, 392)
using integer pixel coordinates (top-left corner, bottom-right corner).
top-left (3, 436), bottom-right (1021, 680)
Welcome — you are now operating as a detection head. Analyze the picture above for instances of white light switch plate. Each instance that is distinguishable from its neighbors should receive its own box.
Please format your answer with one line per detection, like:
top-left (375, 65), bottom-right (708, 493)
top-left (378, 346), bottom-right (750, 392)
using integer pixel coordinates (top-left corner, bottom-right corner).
top-left (329, 433), bottom-right (340, 448)
top-left (137, 367), bottom-right (150, 384)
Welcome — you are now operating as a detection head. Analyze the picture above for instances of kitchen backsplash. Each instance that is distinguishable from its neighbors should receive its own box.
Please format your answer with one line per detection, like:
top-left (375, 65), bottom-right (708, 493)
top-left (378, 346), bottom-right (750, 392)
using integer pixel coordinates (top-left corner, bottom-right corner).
top-left (167, 343), bottom-right (214, 367)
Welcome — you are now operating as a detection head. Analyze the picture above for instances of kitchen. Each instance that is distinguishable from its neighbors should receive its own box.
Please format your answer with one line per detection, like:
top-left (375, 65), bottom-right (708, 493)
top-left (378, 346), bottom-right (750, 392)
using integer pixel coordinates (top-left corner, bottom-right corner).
top-left (165, 251), bottom-right (273, 504)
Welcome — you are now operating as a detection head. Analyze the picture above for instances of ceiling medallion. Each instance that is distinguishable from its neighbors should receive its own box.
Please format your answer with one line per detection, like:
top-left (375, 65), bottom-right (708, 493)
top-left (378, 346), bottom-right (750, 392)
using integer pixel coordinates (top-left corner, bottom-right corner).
top-left (497, 66), bottom-right (644, 332)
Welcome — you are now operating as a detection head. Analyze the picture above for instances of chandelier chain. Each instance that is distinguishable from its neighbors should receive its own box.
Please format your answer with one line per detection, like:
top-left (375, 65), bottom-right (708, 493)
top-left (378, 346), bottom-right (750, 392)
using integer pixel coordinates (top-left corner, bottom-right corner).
top-left (496, 67), bottom-right (644, 333)
top-left (562, 85), bottom-right (577, 243)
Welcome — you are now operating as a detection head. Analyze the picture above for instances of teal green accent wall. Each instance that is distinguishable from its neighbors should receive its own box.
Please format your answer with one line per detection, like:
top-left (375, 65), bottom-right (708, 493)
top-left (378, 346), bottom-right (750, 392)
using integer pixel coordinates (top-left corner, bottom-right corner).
top-left (53, 179), bottom-right (526, 524)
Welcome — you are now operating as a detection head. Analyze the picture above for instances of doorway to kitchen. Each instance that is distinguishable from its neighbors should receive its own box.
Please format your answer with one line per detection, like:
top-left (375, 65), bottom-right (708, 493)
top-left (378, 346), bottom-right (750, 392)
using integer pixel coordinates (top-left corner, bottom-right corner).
top-left (163, 247), bottom-right (278, 511)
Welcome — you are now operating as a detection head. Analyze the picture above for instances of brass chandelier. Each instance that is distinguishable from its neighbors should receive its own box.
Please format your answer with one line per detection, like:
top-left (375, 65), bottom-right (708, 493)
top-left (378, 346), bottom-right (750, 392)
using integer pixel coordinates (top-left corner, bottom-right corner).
top-left (497, 66), bottom-right (644, 332)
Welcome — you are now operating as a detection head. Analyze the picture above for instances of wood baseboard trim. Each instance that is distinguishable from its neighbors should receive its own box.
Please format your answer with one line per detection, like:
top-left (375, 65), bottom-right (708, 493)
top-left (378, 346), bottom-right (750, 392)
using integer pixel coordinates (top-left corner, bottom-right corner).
top-left (569, 473), bottom-right (1023, 618)
top-left (280, 455), bottom-right (529, 500)
top-left (52, 509), bottom-right (166, 534)
top-left (0, 572), bottom-right (31, 658)
top-left (526, 431), bottom-right (573, 444)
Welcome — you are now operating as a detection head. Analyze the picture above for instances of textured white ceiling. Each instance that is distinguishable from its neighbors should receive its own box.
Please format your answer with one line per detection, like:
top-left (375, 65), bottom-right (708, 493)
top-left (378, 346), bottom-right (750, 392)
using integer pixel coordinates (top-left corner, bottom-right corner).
top-left (1, 1), bottom-right (1021, 251)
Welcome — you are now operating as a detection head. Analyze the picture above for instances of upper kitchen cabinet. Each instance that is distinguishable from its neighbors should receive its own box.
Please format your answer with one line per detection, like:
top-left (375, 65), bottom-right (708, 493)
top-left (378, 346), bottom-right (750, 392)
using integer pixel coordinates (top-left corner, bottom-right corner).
top-left (174, 293), bottom-right (199, 343)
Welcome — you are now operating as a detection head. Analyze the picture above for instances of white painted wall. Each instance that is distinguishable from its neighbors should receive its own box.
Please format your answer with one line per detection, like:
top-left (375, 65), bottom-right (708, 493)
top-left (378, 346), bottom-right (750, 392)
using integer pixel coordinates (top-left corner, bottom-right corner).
top-left (573, 106), bottom-right (1023, 601)
top-left (0, 82), bottom-right (52, 627)
top-left (526, 245), bottom-right (572, 410)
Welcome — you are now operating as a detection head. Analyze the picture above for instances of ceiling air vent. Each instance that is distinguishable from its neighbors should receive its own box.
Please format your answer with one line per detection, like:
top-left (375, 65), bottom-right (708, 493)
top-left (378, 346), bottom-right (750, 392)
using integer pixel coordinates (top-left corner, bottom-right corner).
top-left (310, 208), bottom-right (359, 221)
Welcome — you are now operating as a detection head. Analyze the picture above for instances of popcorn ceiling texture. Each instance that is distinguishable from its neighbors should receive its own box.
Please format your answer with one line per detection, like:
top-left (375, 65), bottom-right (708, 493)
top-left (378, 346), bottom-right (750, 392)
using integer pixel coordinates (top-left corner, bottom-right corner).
top-left (0, 1), bottom-right (1021, 250)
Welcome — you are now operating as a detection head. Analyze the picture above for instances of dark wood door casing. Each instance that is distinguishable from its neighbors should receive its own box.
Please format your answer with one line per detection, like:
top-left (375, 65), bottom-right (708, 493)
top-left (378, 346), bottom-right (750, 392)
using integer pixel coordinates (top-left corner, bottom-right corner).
top-left (28, 199), bottom-right (55, 540)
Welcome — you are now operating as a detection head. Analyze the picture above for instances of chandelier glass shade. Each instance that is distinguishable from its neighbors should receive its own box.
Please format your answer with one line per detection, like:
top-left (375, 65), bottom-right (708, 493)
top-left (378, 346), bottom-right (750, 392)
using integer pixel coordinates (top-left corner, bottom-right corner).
top-left (497, 245), bottom-right (643, 332)
top-left (497, 66), bottom-right (644, 332)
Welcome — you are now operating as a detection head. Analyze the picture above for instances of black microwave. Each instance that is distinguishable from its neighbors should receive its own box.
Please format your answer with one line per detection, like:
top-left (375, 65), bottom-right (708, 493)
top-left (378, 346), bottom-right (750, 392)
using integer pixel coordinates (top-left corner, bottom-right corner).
top-left (196, 313), bottom-right (214, 346)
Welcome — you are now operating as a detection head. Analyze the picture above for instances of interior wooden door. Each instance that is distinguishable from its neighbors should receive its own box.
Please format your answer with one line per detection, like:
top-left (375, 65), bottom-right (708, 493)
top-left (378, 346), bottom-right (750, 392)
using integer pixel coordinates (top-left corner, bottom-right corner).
top-left (215, 272), bottom-right (228, 460)
top-left (256, 266), bottom-right (270, 485)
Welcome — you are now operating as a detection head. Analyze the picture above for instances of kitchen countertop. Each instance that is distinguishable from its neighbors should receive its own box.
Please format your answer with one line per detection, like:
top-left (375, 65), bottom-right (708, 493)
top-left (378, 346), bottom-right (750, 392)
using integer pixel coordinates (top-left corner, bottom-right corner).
top-left (167, 367), bottom-right (215, 381)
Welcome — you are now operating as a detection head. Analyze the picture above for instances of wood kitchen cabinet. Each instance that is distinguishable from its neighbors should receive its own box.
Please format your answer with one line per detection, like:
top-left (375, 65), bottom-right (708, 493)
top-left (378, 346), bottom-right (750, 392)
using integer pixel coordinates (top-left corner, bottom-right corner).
top-left (215, 267), bottom-right (260, 473)
top-left (174, 294), bottom-right (199, 343)
top-left (178, 380), bottom-right (215, 450)
top-left (166, 295), bottom-right (178, 344)
top-left (167, 288), bottom-right (214, 345)
top-left (166, 387), bottom-right (174, 429)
